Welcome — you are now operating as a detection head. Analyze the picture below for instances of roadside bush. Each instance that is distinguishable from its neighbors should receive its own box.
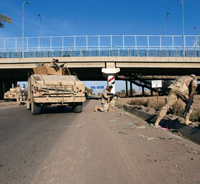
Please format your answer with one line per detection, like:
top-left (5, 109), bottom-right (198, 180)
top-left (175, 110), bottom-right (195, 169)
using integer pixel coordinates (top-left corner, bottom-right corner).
top-left (147, 99), bottom-right (165, 111)
top-left (190, 109), bottom-right (200, 121)
top-left (115, 103), bottom-right (123, 109)
top-left (129, 98), bottom-right (165, 111)
top-left (171, 100), bottom-right (185, 116)
top-left (129, 99), bottom-right (148, 106)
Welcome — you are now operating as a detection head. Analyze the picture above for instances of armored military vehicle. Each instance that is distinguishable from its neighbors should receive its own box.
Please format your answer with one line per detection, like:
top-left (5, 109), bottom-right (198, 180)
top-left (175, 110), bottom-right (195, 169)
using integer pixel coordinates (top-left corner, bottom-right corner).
top-left (27, 60), bottom-right (86, 115)
top-left (4, 88), bottom-right (17, 101)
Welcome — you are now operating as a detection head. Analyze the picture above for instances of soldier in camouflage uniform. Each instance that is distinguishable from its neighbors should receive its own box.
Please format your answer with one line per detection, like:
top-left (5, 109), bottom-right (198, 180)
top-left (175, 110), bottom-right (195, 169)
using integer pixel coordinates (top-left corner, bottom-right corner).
top-left (15, 84), bottom-right (22, 106)
top-left (94, 85), bottom-right (115, 112)
top-left (155, 74), bottom-right (198, 126)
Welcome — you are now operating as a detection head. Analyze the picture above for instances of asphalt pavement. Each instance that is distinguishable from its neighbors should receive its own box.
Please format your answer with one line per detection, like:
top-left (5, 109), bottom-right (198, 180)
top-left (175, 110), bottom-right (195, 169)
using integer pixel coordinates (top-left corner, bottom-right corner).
top-left (0, 100), bottom-right (200, 184)
top-left (0, 102), bottom-right (88, 184)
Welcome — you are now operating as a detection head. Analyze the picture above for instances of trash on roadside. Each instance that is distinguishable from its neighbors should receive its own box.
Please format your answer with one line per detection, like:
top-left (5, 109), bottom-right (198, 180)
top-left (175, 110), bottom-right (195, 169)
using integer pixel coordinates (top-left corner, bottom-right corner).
top-left (187, 150), bottom-right (198, 154)
top-left (124, 126), bottom-right (131, 130)
top-left (136, 126), bottom-right (147, 129)
top-left (159, 136), bottom-right (173, 140)
top-left (140, 134), bottom-right (155, 140)
top-left (109, 119), bottom-right (117, 122)
top-left (129, 123), bottom-right (134, 126)
top-left (119, 131), bottom-right (127, 135)
top-left (161, 128), bottom-right (167, 131)
top-left (147, 137), bottom-right (155, 141)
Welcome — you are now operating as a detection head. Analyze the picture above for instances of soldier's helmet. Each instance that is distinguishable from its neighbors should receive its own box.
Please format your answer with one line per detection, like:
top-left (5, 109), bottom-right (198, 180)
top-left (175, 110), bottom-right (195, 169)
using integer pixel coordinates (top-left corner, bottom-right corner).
top-left (190, 74), bottom-right (197, 80)
top-left (106, 85), bottom-right (113, 90)
top-left (52, 58), bottom-right (59, 63)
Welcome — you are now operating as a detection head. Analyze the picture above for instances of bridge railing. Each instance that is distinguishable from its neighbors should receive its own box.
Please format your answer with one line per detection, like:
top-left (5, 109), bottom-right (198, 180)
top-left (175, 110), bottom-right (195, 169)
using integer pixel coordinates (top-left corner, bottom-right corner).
top-left (1, 49), bottom-right (200, 58)
top-left (0, 35), bottom-right (200, 58)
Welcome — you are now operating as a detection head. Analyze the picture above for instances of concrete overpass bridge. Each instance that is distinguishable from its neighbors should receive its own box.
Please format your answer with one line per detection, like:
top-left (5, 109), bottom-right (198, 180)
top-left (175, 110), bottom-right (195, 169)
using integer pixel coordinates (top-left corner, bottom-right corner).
top-left (0, 35), bottom-right (200, 99)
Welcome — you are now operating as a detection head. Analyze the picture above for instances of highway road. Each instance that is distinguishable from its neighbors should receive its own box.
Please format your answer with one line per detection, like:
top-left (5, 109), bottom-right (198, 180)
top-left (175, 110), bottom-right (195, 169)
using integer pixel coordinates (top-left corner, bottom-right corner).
top-left (0, 100), bottom-right (200, 184)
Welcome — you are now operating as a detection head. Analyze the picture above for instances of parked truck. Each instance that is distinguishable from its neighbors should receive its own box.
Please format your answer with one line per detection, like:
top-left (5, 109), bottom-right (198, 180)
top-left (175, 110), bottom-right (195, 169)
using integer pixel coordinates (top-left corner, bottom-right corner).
top-left (27, 60), bottom-right (86, 115)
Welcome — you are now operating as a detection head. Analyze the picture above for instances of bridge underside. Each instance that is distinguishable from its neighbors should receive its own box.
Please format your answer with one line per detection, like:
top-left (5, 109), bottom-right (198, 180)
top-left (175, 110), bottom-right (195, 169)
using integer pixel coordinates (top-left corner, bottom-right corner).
top-left (1, 56), bottom-right (200, 99)
top-left (0, 67), bottom-right (199, 81)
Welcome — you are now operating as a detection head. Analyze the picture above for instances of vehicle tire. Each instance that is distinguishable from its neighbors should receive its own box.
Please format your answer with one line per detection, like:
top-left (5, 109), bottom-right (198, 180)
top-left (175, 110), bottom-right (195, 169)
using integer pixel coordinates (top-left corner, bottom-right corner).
top-left (73, 103), bottom-right (82, 113)
top-left (57, 106), bottom-right (66, 112)
top-left (31, 101), bottom-right (41, 115)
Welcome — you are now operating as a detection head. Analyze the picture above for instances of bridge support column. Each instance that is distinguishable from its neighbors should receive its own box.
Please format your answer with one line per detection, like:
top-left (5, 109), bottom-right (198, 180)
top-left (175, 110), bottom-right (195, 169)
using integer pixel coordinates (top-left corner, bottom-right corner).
top-left (142, 86), bottom-right (145, 97)
top-left (130, 79), bottom-right (133, 97)
top-left (151, 89), bottom-right (153, 96)
top-left (125, 80), bottom-right (128, 97)
top-left (102, 67), bottom-right (120, 94)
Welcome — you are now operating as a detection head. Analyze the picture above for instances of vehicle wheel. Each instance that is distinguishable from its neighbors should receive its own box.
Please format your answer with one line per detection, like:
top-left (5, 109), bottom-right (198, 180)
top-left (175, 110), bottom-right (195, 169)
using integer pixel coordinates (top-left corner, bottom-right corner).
top-left (31, 101), bottom-right (41, 115)
top-left (73, 103), bottom-right (82, 113)
top-left (26, 101), bottom-right (31, 110)
top-left (57, 106), bottom-right (66, 112)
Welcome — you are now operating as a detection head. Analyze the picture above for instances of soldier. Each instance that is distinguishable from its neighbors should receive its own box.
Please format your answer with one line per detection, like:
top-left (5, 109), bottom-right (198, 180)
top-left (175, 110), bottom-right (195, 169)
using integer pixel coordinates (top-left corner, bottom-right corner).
top-left (50, 58), bottom-right (59, 71)
top-left (94, 85), bottom-right (115, 112)
top-left (155, 74), bottom-right (198, 127)
top-left (15, 84), bottom-right (22, 106)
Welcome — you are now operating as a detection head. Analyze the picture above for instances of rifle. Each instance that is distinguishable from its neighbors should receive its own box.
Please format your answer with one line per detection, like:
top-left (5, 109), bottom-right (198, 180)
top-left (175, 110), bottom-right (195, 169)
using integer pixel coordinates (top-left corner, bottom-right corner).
top-left (107, 93), bottom-right (119, 98)
top-left (182, 97), bottom-right (193, 118)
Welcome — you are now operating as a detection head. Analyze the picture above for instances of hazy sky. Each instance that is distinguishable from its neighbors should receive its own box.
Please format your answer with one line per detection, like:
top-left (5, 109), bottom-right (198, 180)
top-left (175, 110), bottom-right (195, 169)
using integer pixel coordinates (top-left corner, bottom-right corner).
top-left (1, 0), bottom-right (200, 92)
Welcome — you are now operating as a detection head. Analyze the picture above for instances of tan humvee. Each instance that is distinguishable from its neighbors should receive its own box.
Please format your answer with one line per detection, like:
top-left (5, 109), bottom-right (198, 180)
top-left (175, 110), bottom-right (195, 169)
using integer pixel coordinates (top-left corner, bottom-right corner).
top-left (27, 61), bottom-right (86, 115)
top-left (4, 88), bottom-right (17, 100)
top-left (4, 87), bottom-right (27, 101)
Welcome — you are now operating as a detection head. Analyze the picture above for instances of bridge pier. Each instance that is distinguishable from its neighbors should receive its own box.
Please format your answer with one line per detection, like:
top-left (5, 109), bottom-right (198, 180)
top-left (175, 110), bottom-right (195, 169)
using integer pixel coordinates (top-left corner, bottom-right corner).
top-left (142, 86), bottom-right (145, 97)
top-left (102, 65), bottom-right (120, 94)
top-left (125, 80), bottom-right (128, 97)
top-left (130, 75), bottom-right (133, 97)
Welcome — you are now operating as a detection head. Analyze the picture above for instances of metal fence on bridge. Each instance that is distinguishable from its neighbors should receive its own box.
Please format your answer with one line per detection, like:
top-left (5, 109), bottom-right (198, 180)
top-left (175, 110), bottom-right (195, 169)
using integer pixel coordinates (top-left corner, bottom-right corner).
top-left (0, 35), bottom-right (200, 58)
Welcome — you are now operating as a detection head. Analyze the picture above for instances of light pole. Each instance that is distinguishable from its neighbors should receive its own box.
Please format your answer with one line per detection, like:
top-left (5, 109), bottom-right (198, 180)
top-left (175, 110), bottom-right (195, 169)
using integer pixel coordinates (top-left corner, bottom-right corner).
top-left (38, 14), bottom-right (43, 51)
top-left (22, 1), bottom-right (29, 58)
top-left (165, 12), bottom-right (170, 52)
top-left (177, 0), bottom-right (185, 57)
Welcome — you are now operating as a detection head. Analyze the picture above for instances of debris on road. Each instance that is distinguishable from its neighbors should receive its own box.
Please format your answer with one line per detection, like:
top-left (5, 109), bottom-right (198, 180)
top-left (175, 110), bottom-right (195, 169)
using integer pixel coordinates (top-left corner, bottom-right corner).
top-left (136, 126), bottom-right (147, 129)
top-left (124, 127), bottom-right (131, 130)
top-left (140, 134), bottom-right (155, 140)
top-left (161, 128), bottom-right (167, 131)
top-left (129, 123), bottom-right (134, 126)
top-left (187, 150), bottom-right (199, 154)
top-left (109, 119), bottom-right (117, 122)
top-left (119, 131), bottom-right (127, 135)
top-left (159, 137), bottom-right (173, 140)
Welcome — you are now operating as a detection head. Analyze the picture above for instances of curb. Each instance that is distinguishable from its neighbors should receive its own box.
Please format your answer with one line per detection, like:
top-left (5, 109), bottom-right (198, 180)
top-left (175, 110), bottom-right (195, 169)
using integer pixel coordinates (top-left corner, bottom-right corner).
top-left (123, 104), bottom-right (200, 145)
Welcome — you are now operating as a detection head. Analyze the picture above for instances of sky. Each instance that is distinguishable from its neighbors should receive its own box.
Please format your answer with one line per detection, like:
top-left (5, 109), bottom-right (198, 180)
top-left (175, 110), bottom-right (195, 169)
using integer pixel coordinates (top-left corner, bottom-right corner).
top-left (1, 0), bottom-right (200, 92)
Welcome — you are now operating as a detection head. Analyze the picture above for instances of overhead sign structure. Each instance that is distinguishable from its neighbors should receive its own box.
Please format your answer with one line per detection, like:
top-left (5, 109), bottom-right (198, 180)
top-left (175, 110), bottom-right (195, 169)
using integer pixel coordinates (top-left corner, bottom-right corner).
top-left (97, 86), bottom-right (104, 89)
top-left (151, 80), bottom-right (162, 88)
top-left (90, 86), bottom-right (96, 89)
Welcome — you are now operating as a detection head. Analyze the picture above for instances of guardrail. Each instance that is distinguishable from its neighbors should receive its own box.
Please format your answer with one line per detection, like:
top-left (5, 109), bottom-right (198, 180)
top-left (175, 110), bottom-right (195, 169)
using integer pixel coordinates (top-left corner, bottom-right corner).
top-left (1, 35), bottom-right (200, 58)
top-left (0, 49), bottom-right (200, 58)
